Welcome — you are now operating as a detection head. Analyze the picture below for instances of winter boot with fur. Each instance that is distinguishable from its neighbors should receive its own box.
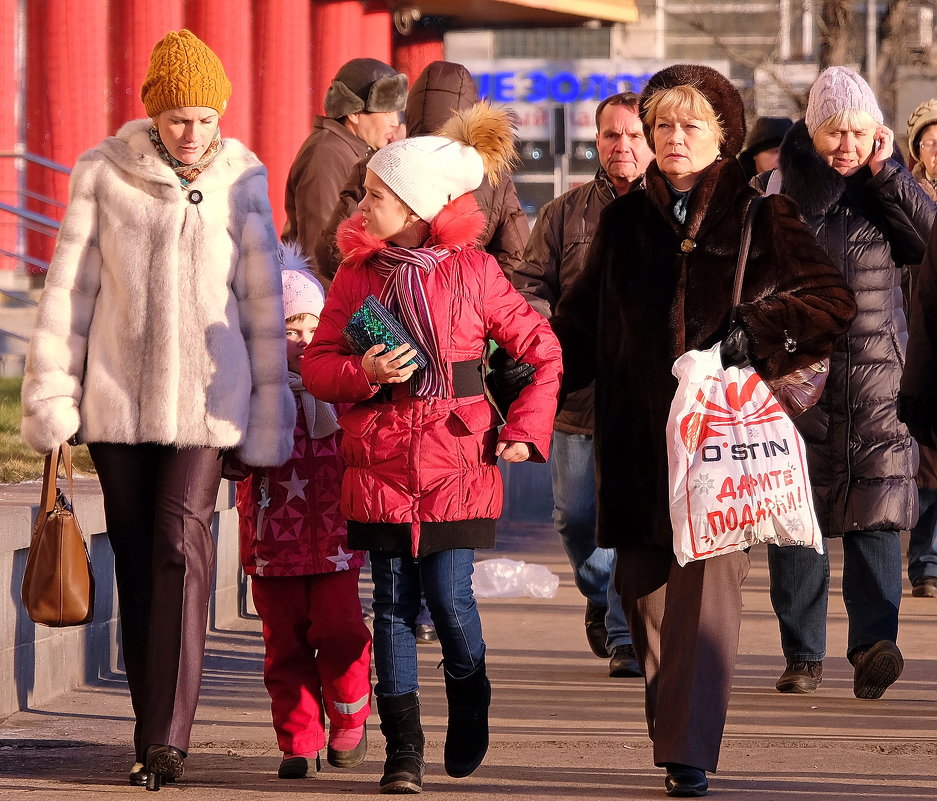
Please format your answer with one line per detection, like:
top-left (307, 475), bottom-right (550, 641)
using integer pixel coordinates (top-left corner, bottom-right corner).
top-left (443, 660), bottom-right (491, 778)
top-left (377, 692), bottom-right (425, 794)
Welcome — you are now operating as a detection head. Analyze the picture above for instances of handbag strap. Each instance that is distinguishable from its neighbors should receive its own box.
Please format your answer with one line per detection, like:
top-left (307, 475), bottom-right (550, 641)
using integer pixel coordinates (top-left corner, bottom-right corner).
top-left (38, 442), bottom-right (75, 516)
top-left (729, 195), bottom-right (765, 327)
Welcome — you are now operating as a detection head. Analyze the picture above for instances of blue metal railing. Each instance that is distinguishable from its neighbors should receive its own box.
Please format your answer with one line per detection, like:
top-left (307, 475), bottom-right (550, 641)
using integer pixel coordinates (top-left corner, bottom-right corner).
top-left (0, 149), bottom-right (70, 277)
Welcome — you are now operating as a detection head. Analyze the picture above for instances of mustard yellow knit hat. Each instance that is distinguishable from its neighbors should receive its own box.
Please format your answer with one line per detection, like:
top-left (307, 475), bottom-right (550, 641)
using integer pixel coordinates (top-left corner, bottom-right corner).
top-left (140, 29), bottom-right (232, 117)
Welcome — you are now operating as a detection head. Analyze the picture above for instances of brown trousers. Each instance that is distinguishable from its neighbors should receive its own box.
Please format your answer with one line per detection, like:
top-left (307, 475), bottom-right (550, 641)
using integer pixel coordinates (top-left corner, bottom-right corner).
top-left (89, 442), bottom-right (222, 760)
top-left (615, 545), bottom-right (749, 773)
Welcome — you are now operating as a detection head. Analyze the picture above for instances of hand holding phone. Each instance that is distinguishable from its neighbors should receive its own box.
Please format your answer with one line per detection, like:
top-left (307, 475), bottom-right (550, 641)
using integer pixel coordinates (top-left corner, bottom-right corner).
top-left (869, 125), bottom-right (893, 173)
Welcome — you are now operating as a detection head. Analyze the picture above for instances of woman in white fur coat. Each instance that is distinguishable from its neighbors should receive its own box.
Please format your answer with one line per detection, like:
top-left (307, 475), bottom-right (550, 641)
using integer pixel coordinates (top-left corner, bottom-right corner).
top-left (20, 30), bottom-right (294, 790)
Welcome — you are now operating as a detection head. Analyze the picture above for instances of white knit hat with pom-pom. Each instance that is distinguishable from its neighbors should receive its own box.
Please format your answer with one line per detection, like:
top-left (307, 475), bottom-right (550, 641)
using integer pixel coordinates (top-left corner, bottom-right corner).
top-left (367, 102), bottom-right (517, 222)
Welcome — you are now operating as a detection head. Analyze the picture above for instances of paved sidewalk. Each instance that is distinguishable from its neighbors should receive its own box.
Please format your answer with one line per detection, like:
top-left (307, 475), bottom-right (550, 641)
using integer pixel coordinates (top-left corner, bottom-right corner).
top-left (1, 523), bottom-right (935, 800)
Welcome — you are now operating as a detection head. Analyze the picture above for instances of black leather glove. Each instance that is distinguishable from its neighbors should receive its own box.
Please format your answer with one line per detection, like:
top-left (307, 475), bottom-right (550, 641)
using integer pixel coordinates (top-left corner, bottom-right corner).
top-left (485, 347), bottom-right (535, 419)
top-left (898, 393), bottom-right (937, 449)
top-left (720, 325), bottom-right (751, 369)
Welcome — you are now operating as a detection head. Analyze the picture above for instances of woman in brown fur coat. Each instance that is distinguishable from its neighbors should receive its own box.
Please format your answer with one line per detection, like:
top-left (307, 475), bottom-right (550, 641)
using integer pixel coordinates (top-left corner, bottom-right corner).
top-left (551, 65), bottom-right (856, 797)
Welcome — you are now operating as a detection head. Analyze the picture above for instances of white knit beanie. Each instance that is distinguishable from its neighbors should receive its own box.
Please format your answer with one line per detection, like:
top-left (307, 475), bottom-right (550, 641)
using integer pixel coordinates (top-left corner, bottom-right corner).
top-left (805, 66), bottom-right (883, 136)
top-left (367, 135), bottom-right (485, 222)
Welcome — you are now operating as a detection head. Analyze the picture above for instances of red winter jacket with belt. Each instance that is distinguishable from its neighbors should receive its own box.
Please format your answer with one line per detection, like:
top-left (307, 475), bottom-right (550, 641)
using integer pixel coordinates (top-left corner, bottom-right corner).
top-left (303, 194), bottom-right (562, 558)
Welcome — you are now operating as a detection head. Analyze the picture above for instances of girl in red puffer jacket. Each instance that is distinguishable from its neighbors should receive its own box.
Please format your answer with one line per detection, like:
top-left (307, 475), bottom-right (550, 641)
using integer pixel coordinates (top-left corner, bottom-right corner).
top-left (303, 103), bottom-right (561, 794)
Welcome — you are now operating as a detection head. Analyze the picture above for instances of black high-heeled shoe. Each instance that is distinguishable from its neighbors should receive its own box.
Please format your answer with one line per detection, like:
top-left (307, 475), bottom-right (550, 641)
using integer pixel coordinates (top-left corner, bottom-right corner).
top-left (129, 762), bottom-right (148, 786)
top-left (144, 745), bottom-right (185, 792)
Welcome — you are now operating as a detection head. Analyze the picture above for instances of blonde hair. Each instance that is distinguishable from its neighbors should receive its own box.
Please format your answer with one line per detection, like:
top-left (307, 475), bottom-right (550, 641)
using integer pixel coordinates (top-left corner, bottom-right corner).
top-left (285, 311), bottom-right (316, 326)
top-left (813, 109), bottom-right (878, 138)
top-left (643, 85), bottom-right (725, 147)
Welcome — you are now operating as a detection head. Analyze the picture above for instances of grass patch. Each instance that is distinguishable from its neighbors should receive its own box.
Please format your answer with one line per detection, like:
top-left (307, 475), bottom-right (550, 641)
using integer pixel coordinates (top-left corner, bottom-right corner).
top-left (0, 377), bottom-right (96, 483)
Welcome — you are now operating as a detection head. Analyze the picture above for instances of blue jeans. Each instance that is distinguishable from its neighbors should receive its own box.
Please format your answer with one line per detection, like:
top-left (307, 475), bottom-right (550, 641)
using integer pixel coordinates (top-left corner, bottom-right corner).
top-left (908, 488), bottom-right (937, 582)
top-left (768, 530), bottom-right (902, 661)
top-left (551, 431), bottom-right (631, 649)
top-left (371, 549), bottom-right (485, 697)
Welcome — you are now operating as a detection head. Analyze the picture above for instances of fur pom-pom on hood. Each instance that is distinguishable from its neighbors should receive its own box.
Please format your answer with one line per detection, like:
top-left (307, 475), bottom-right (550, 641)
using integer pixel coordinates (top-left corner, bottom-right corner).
top-left (278, 239), bottom-right (311, 272)
top-left (435, 102), bottom-right (518, 187)
top-left (336, 193), bottom-right (486, 269)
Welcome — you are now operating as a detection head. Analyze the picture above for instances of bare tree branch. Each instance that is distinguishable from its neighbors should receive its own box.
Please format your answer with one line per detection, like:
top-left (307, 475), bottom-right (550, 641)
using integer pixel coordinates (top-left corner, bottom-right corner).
top-left (819, 0), bottom-right (853, 70)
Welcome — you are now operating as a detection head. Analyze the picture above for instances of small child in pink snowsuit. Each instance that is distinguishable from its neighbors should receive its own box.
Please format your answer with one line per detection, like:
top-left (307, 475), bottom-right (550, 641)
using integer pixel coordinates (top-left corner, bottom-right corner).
top-left (235, 250), bottom-right (372, 779)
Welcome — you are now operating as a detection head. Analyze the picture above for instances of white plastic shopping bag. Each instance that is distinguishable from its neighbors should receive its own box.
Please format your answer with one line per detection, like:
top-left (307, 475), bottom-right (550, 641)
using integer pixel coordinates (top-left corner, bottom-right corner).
top-left (667, 343), bottom-right (823, 566)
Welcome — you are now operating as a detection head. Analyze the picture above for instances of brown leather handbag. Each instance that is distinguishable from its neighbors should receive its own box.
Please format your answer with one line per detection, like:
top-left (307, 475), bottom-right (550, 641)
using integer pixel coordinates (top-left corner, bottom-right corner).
top-left (21, 442), bottom-right (95, 627)
top-left (730, 196), bottom-right (829, 418)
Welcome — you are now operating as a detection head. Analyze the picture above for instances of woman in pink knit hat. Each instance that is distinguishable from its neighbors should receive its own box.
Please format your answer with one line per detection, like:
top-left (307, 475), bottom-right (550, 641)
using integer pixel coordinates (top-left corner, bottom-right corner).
top-left (755, 65), bottom-right (936, 702)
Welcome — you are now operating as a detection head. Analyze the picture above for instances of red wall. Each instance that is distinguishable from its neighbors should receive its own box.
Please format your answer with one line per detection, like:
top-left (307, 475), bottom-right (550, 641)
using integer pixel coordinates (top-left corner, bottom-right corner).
top-left (187, 0), bottom-right (254, 146)
top-left (0, 0), bottom-right (18, 270)
top-left (25, 0), bottom-right (109, 271)
top-left (7, 0), bottom-right (418, 267)
top-left (254, 0), bottom-right (311, 234)
top-left (109, 0), bottom-right (184, 131)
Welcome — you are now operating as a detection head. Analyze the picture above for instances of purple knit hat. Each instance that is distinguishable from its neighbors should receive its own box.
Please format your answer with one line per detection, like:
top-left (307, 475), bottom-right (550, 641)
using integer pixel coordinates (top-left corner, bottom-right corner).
top-left (805, 67), bottom-right (883, 136)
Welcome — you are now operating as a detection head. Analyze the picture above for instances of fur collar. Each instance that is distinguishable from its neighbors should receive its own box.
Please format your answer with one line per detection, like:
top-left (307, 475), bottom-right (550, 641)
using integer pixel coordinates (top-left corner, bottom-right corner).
top-left (89, 119), bottom-right (263, 191)
top-left (643, 156), bottom-right (750, 242)
top-left (336, 192), bottom-right (486, 268)
top-left (778, 120), bottom-right (847, 216)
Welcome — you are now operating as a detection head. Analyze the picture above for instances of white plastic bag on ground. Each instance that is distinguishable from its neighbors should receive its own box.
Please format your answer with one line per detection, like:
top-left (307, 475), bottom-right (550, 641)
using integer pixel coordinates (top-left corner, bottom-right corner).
top-left (473, 558), bottom-right (559, 598)
top-left (667, 343), bottom-right (823, 566)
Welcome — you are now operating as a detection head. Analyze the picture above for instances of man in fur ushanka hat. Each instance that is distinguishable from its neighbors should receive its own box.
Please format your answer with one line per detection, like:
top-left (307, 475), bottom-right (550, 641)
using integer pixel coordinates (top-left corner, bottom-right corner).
top-left (283, 58), bottom-right (408, 289)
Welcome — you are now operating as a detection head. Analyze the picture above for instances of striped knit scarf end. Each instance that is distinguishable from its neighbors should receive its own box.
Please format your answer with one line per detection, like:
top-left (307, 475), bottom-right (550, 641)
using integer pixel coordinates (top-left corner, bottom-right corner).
top-left (372, 244), bottom-right (454, 398)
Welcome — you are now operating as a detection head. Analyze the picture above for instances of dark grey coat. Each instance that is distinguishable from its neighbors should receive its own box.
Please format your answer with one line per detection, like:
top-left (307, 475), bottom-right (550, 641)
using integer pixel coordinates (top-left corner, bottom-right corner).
top-left (759, 121), bottom-right (936, 536)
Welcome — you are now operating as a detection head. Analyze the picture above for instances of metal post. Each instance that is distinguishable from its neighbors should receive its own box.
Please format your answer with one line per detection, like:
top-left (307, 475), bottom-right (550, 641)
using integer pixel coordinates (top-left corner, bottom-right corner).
top-left (802, 0), bottom-right (814, 60)
top-left (780, 0), bottom-right (791, 61)
top-left (15, 0), bottom-right (26, 273)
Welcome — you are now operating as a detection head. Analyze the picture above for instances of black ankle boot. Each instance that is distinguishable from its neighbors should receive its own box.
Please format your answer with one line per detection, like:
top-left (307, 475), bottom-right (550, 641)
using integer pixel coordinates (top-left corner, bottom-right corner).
top-left (443, 660), bottom-right (491, 778)
top-left (144, 745), bottom-right (185, 792)
top-left (377, 692), bottom-right (425, 794)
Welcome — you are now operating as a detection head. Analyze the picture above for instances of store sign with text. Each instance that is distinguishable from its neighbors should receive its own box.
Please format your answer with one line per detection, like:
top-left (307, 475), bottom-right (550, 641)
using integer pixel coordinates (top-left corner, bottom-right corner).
top-left (463, 59), bottom-right (730, 140)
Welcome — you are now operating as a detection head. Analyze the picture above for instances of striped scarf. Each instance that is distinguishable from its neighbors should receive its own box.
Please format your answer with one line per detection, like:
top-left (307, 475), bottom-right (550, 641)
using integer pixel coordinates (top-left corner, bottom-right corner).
top-left (148, 126), bottom-right (222, 186)
top-left (371, 244), bottom-right (452, 397)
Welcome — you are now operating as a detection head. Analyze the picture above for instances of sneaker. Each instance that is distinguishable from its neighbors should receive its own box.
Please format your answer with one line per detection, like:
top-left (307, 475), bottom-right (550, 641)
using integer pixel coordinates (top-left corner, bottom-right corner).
top-left (852, 641), bottom-right (903, 699)
top-left (608, 644), bottom-right (643, 678)
top-left (912, 576), bottom-right (937, 597)
top-left (327, 724), bottom-right (367, 768)
top-left (584, 600), bottom-right (610, 658)
top-left (776, 660), bottom-right (823, 693)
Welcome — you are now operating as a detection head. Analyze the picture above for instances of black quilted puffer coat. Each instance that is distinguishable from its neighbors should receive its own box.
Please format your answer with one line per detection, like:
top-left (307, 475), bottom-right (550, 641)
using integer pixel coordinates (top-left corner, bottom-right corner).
top-left (757, 121), bottom-right (936, 536)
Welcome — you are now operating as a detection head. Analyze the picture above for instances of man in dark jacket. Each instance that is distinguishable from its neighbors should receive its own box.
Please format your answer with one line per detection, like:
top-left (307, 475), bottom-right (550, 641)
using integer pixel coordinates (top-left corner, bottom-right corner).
top-left (283, 58), bottom-right (407, 287)
top-left (512, 92), bottom-right (653, 678)
top-left (314, 60), bottom-right (529, 283)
